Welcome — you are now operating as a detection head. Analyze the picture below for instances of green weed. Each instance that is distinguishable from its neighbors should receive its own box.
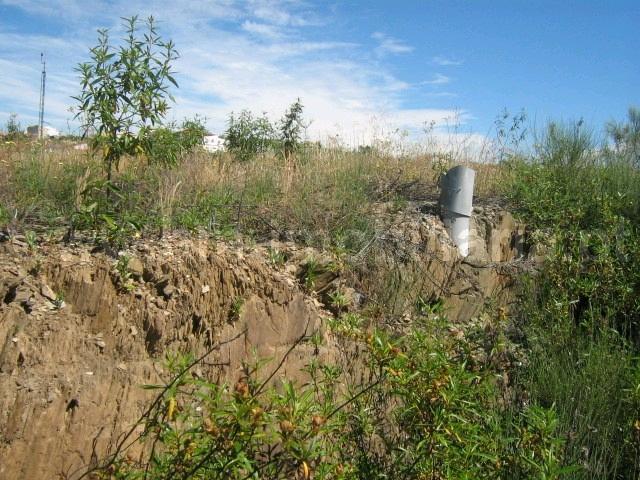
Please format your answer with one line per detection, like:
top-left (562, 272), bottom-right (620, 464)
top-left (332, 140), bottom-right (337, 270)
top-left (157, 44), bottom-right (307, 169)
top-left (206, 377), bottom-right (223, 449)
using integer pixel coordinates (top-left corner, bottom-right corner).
top-left (84, 316), bottom-right (568, 479)
top-left (114, 254), bottom-right (135, 292)
top-left (506, 116), bottom-right (640, 478)
top-left (229, 296), bottom-right (244, 322)
top-left (267, 246), bottom-right (286, 267)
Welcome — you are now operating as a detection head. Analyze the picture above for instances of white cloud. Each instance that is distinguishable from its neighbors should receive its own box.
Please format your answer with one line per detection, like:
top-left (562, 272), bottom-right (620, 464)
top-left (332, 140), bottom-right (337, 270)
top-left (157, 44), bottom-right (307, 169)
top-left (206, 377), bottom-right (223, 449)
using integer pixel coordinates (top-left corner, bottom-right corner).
top-left (241, 21), bottom-right (284, 39)
top-left (426, 91), bottom-right (458, 98)
top-left (432, 55), bottom-right (463, 66)
top-left (0, 0), bottom-right (470, 146)
top-left (252, 6), bottom-right (306, 26)
top-left (421, 73), bottom-right (451, 85)
top-left (372, 32), bottom-right (413, 56)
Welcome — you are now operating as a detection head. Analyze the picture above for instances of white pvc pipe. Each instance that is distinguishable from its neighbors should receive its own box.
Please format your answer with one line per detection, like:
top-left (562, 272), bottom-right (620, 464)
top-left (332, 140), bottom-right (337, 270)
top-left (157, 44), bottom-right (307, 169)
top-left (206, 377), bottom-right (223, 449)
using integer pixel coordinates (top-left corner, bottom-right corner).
top-left (439, 166), bottom-right (475, 257)
top-left (442, 210), bottom-right (471, 257)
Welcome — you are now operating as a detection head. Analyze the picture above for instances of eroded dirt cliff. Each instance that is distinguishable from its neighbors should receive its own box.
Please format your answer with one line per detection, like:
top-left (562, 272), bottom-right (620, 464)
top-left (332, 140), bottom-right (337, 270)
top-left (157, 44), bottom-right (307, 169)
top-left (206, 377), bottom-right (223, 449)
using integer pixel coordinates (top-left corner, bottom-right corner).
top-left (0, 204), bottom-right (535, 479)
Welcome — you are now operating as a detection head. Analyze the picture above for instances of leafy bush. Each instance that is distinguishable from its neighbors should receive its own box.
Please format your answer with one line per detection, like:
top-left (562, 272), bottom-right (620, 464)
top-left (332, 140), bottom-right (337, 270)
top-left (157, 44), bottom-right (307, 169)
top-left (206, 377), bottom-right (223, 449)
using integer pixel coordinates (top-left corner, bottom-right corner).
top-left (506, 120), bottom-right (640, 336)
top-left (179, 118), bottom-right (209, 151)
top-left (84, 315), bottom-right (568, 479)
top-left (5, 113), bottom-right (25, 141)
top-left (74, 15), bottom-right (179, 181)
top-left (69, 177), bottom-right (145, 248)
top-left (506, 116), bottom-right (640, 478)
top-left (68, 15), bottom-right (181, 246)
top-left (146, 117), bottom-right (207, 166)
top-left (224, 100), bottom-right (308, 162)
top-left (606, 107), bottom-right (640, 167)
top-left (224, 110), bottom-right (275, 161)
top-left (279, 98), bottom-right (306, 161)
top-left (505, 120), bottom-right (640, 229)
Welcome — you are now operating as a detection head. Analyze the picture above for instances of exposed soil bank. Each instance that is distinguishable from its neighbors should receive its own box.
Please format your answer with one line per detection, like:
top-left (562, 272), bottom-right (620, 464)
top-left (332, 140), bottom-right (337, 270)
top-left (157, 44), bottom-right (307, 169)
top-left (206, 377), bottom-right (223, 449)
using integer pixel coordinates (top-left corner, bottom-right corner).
top-left (0, 204), bottom-right (535, 479)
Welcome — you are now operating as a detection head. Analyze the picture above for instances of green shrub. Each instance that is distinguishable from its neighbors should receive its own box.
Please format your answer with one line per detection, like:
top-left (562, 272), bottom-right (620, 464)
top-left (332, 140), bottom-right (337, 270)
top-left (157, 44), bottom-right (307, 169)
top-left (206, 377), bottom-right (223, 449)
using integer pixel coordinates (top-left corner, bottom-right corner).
top-left (522, 320), bottom-right (640, 479)
top-left (279, 98), bottom-right (306, 161)
top-left (74, 15), bottom-right (178, 182)
top-left (224, 100), bottom-right (307, 163)
top-left (224, 110), bottom-right (276, 161)
top-left (506, 116), bottom-right (640, 478)
top-left (505, 120), bottom-right (640, 229)
top-left (84, 315), bottom-right (568, 479)
top-left (5, 113), bottom-right (25, 142)
top-left (606, 106), bottom-right (640, 167)
top-left (146, 118), bottom-right (207, 166)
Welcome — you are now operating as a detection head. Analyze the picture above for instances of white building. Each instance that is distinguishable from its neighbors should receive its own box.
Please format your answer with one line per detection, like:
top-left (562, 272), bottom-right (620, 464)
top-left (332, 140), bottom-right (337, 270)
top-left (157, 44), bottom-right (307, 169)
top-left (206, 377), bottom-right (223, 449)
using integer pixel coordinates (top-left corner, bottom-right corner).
top-left (25, 125), bottom-right (60, 138)
top-left (203, 133), bottom-right (225, 153)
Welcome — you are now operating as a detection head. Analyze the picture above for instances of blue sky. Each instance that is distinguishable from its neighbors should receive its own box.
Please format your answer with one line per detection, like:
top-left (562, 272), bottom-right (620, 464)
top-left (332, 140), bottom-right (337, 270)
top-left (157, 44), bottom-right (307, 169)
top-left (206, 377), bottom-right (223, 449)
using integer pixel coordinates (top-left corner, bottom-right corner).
top-left (0, 0), bottom-right (638, 147)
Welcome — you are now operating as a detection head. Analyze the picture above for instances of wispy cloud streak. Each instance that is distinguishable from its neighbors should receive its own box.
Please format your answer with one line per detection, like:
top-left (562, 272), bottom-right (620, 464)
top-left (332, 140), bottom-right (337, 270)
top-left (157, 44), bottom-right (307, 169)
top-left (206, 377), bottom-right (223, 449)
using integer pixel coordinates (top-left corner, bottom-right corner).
top-left (372, 32), bottom-right (413, 56)
top-left (432, 55), bottom-right (463, 66)
top-left (422, 73), bottom-right (451, 85)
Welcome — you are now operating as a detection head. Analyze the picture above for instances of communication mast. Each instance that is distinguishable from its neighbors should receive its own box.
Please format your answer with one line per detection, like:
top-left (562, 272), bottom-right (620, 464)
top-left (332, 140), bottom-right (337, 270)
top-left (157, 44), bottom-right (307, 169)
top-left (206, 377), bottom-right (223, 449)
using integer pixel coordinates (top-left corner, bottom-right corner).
top-left (38, 53), bottom-right (46, 141)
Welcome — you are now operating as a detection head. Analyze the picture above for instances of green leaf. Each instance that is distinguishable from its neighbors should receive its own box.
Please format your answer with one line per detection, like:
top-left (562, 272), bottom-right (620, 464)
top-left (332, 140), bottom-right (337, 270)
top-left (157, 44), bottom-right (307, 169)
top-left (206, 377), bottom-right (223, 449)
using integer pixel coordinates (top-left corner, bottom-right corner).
top-left (166, 74), bottom-right (178, 88)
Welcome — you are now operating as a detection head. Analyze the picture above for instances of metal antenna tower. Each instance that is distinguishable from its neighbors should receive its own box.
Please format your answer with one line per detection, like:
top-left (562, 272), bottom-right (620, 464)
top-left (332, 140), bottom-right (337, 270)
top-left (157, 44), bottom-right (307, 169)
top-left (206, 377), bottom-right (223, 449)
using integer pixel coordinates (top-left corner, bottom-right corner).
top-left (38, 53), bottom-right (46, 141)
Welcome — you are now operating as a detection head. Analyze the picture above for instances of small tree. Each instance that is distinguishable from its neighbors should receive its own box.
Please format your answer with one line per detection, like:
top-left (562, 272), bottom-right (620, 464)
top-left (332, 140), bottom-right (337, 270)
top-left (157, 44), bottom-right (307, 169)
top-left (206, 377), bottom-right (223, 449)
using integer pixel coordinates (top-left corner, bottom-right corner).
top-left (74, 15), bottom-right (179, 182)
top-left (146, 117), bottom-right (207, 165)
top-left (279, 98), bottom-right (306, 161)
top-left (5, 113), bottom-right (22, 141)
top-left (224, 110), bottom-right (275, 161)
top-left (178, 117), bottom-right (208, 151)
top-left (607, 106), bottom-right (640, 166)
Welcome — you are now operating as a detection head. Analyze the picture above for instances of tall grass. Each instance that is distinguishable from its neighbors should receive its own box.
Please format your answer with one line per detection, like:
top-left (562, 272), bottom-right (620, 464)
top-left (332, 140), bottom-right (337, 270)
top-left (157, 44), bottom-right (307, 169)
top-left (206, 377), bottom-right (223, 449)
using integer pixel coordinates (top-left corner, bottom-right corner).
top-left (523, 325), bottom-right (639, 478)
top-left (0, 141), bottom-right (97, 228)
top-left (506, 120), bottom-right (640, 479)
top-left (0, 138), bottom-right (504, 250)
